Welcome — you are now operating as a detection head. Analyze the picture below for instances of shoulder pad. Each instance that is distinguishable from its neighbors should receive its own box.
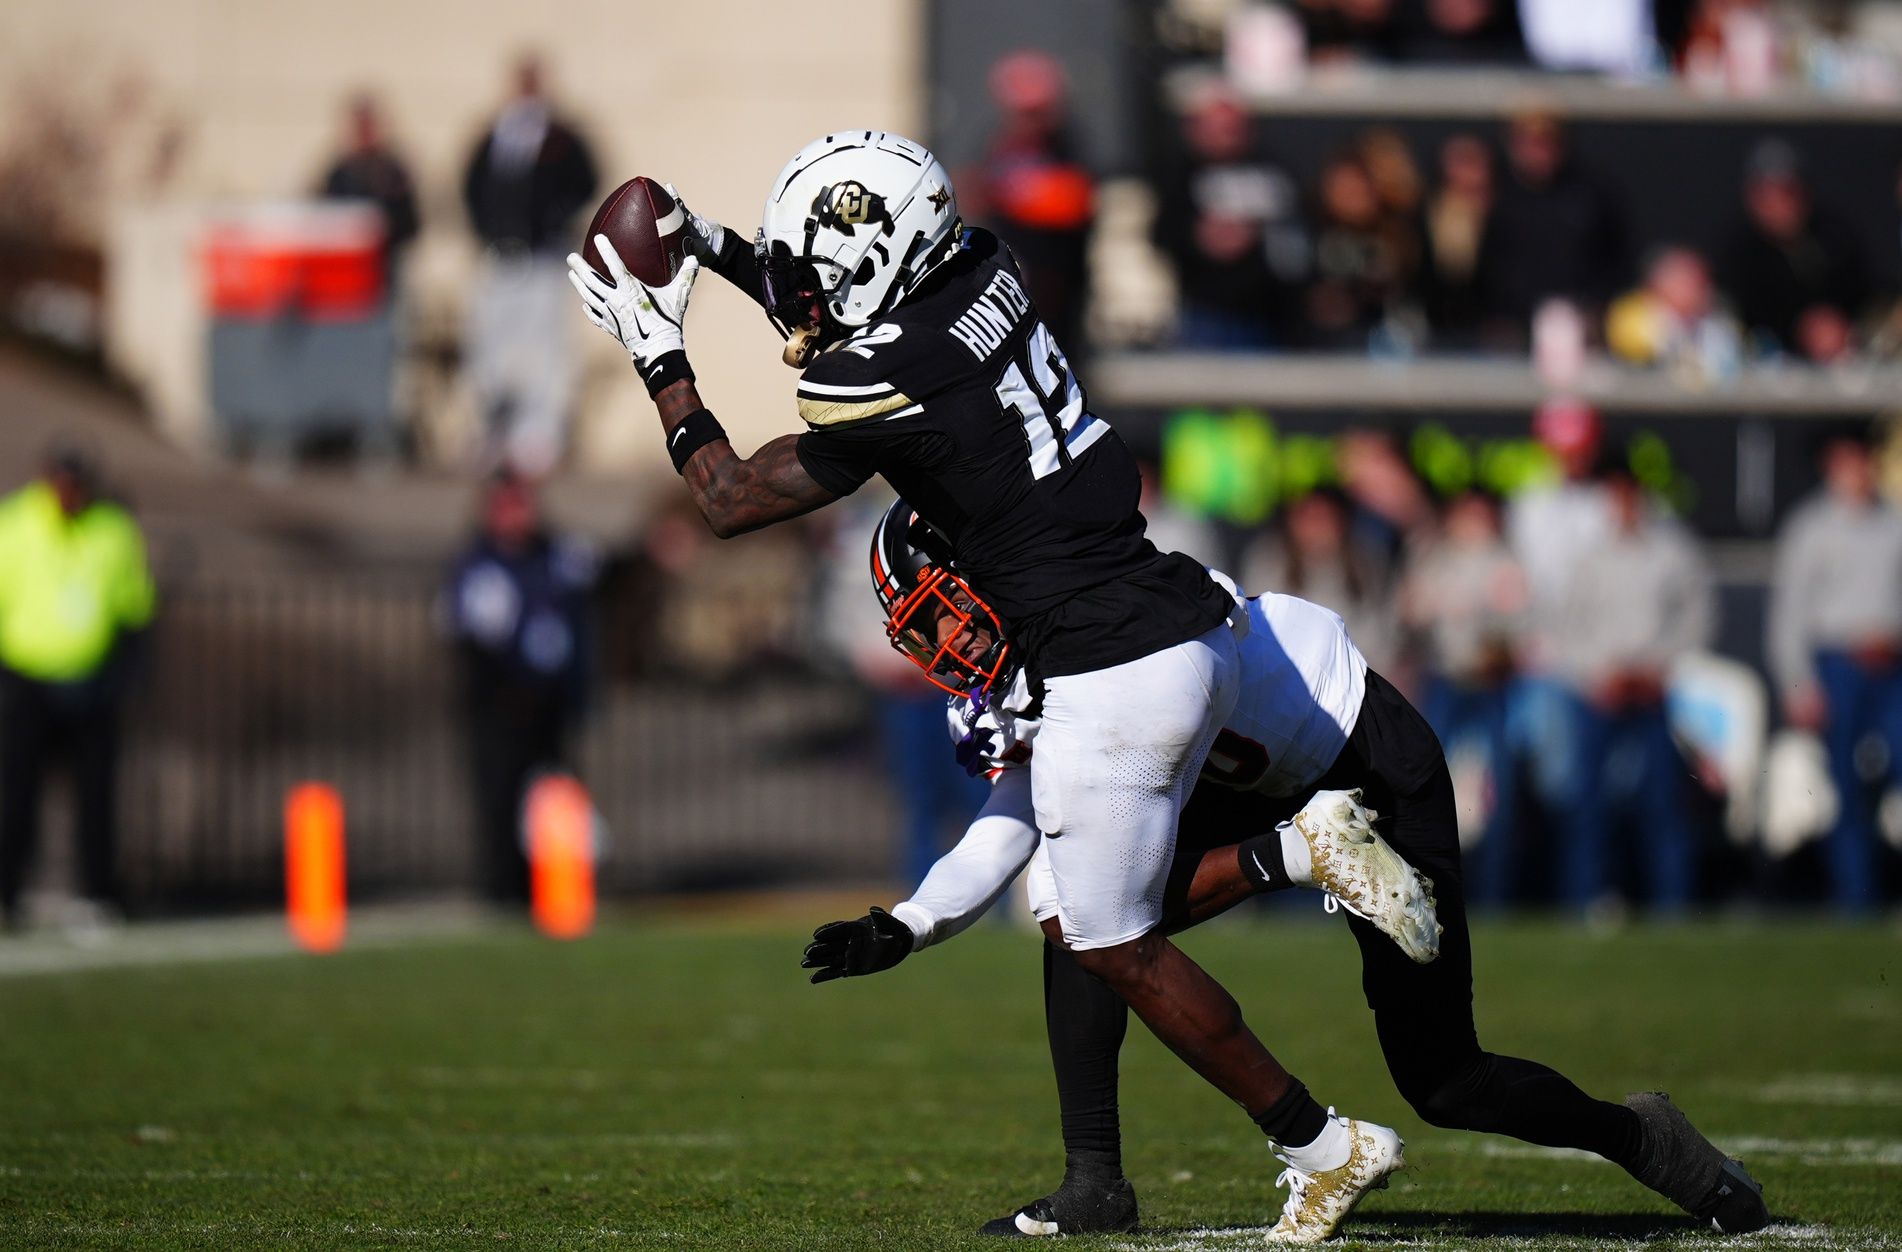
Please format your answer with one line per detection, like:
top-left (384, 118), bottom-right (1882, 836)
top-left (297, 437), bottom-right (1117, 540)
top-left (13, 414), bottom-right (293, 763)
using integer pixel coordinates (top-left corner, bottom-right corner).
top-left (797, 322), bottom-right (925, 429)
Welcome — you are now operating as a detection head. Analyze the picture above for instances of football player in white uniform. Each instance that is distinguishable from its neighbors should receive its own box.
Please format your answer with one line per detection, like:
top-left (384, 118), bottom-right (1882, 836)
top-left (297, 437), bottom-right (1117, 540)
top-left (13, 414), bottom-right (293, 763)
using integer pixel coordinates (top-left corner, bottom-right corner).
top-left (570, 133), bottom-right (1406, 1241)
top-left (801, 502), bottom-right (1770, 1242)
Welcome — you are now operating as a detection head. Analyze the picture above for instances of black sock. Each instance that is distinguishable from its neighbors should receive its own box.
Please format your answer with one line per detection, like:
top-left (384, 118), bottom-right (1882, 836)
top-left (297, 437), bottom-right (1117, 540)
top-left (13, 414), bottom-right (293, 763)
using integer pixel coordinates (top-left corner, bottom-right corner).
top-left (1252, 1079), bottom-right (1330, 1149)
top-left (1236, 832), bottom-right (1295, 893)
top-left (1044, 940), bottom-right (1128, 1179)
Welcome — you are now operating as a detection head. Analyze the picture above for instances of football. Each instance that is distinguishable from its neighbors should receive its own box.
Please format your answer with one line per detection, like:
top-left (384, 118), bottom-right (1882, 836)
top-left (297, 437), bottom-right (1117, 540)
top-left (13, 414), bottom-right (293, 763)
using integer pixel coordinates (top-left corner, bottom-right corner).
top-left (581, 176), bottom-right (687, 286)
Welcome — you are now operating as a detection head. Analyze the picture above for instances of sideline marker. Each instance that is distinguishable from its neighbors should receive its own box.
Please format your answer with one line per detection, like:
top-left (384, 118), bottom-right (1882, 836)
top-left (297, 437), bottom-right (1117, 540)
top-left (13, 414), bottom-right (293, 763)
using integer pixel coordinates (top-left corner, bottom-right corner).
top-left (285, 782), bottom-right (346, 953)
top-left (527, 774), bottom-right (596, 940)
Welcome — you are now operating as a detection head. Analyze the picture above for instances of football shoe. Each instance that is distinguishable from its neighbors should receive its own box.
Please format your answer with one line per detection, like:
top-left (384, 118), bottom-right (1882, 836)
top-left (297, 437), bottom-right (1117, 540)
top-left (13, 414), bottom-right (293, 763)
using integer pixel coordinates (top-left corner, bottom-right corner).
top-left (1287, 789), bottom-right (1442, 964)
top-left (1624, 1092), bottom-right (1770, 1233)
top-left (1265, 1113), bottom-right (1405, 1245)
top-left (978, 1174), bottom-right (1138, 1238)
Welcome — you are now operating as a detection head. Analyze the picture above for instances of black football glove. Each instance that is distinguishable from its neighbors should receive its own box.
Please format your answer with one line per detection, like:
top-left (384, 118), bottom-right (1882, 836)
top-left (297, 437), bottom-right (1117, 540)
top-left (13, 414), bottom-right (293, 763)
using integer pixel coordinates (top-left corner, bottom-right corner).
top-left (801, 907), bottom-right (915, 984)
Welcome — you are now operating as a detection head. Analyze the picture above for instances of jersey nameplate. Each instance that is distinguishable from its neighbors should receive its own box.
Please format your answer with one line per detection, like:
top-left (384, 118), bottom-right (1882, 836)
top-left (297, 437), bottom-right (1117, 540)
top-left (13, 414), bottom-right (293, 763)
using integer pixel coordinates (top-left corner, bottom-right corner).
top-left (947, 270), bottom-right (1032, 361)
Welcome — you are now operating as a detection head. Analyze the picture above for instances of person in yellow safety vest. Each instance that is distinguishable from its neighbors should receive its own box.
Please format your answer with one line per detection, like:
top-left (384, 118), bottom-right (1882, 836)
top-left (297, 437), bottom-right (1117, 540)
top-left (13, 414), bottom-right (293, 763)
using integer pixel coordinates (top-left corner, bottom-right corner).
top-left (0, 446), bottom-right (155, 931)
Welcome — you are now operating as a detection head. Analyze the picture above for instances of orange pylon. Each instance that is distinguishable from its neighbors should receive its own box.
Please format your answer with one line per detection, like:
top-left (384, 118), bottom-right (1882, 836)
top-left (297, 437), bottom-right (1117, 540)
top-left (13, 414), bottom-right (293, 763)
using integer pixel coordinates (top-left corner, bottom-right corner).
top-left (526, 774), bottom-right (596, 940)
top-left (285, 782), bottom-right (346, 953)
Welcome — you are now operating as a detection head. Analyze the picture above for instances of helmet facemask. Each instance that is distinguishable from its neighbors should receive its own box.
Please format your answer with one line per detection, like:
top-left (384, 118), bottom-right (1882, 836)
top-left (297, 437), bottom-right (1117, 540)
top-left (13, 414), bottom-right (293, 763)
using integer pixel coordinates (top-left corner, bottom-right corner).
top-left (869, 503), bottom-right (1012, 699)
top-left (756, 234), bottom-right (847, 367)
top-left (879, 564), bottom-right (1012, 699)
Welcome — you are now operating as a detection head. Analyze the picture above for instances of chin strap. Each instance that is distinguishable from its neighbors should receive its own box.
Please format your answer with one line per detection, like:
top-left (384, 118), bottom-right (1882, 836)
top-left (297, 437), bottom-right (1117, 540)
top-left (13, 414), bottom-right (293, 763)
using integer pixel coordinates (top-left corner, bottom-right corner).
top-left (782, 325), bottom-right (821, 368)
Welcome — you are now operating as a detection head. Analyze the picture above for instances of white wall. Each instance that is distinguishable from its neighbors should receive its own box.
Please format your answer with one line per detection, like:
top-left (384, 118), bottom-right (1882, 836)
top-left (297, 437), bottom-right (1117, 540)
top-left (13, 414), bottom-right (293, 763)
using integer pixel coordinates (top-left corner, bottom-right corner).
top-left (0, 0), bottom-right (925, 468)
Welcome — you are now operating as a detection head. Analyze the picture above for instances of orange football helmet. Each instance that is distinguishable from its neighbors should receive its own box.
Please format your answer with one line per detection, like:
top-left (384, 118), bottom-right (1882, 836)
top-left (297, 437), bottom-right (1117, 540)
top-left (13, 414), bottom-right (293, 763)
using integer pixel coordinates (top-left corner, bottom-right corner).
top-left (869, 499), bottom-right (1012, 698)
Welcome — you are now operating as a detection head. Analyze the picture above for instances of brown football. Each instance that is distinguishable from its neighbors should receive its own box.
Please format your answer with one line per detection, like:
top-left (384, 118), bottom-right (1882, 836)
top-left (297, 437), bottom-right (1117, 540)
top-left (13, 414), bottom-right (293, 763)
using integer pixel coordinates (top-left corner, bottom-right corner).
top-left (581, 176), bottom-right (686, 286)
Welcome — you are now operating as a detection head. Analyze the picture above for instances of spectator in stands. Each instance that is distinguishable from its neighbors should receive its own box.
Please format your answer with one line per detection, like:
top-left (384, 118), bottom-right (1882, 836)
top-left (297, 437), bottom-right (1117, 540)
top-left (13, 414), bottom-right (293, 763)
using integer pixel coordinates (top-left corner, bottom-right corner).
top-left (1768, 431), bottom-right (1902, 911)
top-left (1555, 457), bottom-right (1715, 914)
top-left (462, 53), bottom-right (599, 476)
top-left (1724, 138), bottom-right (1868, 362)
top-left (1504, 399), bottom-right (1610, 848)
top-left (1298, 0), bottom-right (1406, 64)
top-left (965, 50), bottom-right (1095, 358)
top-left (1303, 146), bottom-right (1425, 351)
top-left (0, 446), bottom-right (154, 933)
top-left (1400, 488), bottom-right (1528, 904)
top-left (317, 92), bottom-right (419, 275)
top-left (1605, 245), bottom-right (1742, 381)
top-left (1423, 133), bottom-right (1497, 346)
top-left (1336, 427), bottom-right (1435, 561)
top-left (1154, 83), bottom-right (1308, 350)
top-left (1475, 110), bottom-right (1628, 345)
top-left (442, 471), bottom-right (595, 910)
top-left (1678, 0), bottom-right (1783, 96)
top-left (1399, 0), bottom-right (1527, 64)
top-left (1243, 487), bottom-right (1401, 673)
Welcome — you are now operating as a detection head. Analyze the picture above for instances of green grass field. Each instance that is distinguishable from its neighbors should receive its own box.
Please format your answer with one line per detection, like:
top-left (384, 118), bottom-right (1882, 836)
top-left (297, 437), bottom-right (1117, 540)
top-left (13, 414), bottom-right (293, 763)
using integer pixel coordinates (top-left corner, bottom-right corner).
top-left (1, 911), bottom-right (1898, 1250)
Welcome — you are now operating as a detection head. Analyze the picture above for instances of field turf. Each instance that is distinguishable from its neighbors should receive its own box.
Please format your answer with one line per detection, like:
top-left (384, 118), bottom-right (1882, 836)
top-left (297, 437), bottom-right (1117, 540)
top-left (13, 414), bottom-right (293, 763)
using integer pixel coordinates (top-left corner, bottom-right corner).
top-left (1, 911), bottom-right (1897, 1250)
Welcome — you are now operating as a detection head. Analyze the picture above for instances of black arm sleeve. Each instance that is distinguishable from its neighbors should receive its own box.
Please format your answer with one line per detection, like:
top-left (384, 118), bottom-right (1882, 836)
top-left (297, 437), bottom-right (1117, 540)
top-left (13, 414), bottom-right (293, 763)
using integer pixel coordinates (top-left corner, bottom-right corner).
top-left (711, 231), bottom-right (769, 310)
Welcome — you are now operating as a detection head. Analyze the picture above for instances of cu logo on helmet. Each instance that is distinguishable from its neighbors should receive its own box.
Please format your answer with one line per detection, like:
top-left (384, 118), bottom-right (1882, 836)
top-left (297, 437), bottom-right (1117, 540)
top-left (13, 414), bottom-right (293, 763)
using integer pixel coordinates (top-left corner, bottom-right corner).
top-left (816, 182), bottom-right (888, 233)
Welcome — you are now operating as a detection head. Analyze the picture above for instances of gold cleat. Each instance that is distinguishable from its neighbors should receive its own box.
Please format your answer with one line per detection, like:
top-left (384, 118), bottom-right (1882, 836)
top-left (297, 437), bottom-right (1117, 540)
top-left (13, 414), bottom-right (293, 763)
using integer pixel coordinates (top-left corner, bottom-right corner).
top-left (1265, 1115), bottom-right (1405, 1246)
top-left (1289, 789), bottom-right (1443, 964)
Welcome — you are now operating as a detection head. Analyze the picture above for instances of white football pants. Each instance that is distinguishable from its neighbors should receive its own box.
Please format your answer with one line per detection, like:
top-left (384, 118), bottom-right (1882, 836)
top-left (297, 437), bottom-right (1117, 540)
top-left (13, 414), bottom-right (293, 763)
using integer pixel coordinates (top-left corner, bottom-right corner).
top-left (1027, 622), bottom-right (1242, 950)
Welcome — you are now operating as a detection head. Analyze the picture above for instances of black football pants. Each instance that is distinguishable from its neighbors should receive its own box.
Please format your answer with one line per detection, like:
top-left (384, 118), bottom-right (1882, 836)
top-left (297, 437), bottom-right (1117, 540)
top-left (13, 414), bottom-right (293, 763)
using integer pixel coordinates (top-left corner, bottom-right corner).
top-left (0, 669), bottom-right (124, 921)
top-left (1042, 670), bottom-right (1641, 1172)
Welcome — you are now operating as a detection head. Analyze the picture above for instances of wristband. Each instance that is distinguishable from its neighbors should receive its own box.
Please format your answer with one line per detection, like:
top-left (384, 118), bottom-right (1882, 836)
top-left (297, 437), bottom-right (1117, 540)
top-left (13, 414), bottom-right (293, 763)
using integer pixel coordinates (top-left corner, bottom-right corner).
top-left (666, 408), bottom-right (728, 473)
top-left (642, 349), bottom-right (695, 399)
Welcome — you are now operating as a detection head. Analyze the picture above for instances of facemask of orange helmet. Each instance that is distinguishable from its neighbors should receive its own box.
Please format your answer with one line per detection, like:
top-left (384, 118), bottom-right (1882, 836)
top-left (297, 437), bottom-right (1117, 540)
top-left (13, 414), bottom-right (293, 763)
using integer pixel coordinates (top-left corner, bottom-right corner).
top-left (869, 499), bottom-right (1012, 699)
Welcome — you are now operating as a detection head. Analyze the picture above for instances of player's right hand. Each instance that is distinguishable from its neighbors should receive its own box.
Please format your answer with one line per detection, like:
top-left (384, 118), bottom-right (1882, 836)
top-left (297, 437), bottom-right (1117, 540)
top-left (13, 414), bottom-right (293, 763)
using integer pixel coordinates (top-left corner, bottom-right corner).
top-left (801, 907), bottom-right (914, 984)
top-left (566, 237), bottom-right (699, 373)
top-left (663, 183), bottom-right (725, 263)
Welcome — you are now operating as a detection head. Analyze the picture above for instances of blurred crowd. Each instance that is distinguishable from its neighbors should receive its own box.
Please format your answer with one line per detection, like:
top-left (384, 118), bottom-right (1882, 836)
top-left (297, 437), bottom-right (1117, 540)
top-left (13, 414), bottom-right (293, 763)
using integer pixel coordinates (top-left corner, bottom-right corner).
top-left (1146, 401), bottom-right (1902, 915)
top-left (1227, 0), bottom-right (1899, 91)
top-left (1158, 94), bottom-right (1893, 361)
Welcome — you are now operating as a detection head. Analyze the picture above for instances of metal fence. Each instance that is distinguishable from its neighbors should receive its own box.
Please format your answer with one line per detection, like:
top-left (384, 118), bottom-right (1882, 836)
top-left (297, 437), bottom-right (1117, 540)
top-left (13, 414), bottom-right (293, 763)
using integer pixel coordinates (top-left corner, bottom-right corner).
top-left (116, 571), bottom-right (900, 910)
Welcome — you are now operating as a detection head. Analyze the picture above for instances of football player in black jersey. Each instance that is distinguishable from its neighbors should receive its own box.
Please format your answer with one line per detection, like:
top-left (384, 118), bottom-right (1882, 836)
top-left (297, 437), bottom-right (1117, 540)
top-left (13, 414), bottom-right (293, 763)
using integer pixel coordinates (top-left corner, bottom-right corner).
top-left (568, 131), bottom-right (1403, 1240)
top-left (801, 502), bottom-right (1769, 1240)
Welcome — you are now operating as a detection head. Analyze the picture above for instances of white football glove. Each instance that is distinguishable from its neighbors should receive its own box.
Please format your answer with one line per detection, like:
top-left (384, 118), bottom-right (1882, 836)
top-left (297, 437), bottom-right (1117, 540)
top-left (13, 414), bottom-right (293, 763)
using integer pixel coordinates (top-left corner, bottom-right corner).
top-left (663, 182), bottom-right (726, 262)
top-left (566, 236), bottom-right (700, 376)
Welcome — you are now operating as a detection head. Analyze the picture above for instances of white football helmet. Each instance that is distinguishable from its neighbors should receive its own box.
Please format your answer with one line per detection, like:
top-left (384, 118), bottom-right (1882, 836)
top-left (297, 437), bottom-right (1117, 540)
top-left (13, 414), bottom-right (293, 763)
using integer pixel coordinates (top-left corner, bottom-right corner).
top-left (756, 131), bottom-right (962, 350)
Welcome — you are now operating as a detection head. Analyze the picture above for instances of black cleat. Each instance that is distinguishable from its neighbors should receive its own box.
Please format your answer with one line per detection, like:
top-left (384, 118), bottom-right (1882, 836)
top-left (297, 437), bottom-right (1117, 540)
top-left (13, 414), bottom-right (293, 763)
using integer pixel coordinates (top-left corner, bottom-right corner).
top-left (979, 1175), bottom-right (1139, 1237)
top-left (1624, 1092), bottom-right (1770, 1234)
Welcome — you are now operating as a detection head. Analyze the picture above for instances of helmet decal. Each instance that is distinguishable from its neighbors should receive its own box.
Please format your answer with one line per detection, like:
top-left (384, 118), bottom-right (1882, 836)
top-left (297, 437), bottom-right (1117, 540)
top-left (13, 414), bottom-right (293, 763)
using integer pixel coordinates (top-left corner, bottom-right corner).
top-left (812, 182), bottom-right (892, 235)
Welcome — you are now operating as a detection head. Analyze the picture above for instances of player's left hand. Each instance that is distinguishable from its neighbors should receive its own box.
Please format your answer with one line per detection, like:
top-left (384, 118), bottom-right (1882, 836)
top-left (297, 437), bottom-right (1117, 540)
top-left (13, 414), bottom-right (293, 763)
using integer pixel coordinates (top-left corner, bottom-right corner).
top-left (801, 907), bottom-right (915, 984)
top-left (566, 237), bottom-right (700, 373)
top-left (663, 182), bottom-right (726, 263)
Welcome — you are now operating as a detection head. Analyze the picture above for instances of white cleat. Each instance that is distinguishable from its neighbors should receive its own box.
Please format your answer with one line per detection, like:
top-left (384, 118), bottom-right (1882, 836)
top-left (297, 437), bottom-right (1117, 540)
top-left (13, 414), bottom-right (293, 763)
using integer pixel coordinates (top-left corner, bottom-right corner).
top-left (1287, 789), bottom-right (1442, 964)
top-left (1265, 1115), bottom-right (1405, 1245)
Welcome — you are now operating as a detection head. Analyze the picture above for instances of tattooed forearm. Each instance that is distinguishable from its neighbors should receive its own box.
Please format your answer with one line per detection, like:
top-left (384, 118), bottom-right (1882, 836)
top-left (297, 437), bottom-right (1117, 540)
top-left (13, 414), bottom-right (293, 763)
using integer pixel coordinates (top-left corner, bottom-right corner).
top-left (654, 380), bottom-right (837, 538)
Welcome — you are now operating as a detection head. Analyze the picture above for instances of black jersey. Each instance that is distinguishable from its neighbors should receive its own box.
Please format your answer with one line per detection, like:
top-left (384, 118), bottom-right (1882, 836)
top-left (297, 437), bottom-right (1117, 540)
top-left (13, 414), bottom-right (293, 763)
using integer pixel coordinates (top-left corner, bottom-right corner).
top-left (788, 230), bottom-right (1231, 679)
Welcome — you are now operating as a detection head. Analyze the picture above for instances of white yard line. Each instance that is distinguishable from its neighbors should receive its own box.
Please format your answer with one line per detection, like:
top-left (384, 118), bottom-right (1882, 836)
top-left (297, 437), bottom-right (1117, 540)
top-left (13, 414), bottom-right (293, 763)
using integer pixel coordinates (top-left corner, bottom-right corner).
top-left (0, 902), bottom-right (496, 980)
top-left (1424, 1134), bottom-right (1902, 1168)
top-left (1750, 1074), bottom-right (1902, 1108)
